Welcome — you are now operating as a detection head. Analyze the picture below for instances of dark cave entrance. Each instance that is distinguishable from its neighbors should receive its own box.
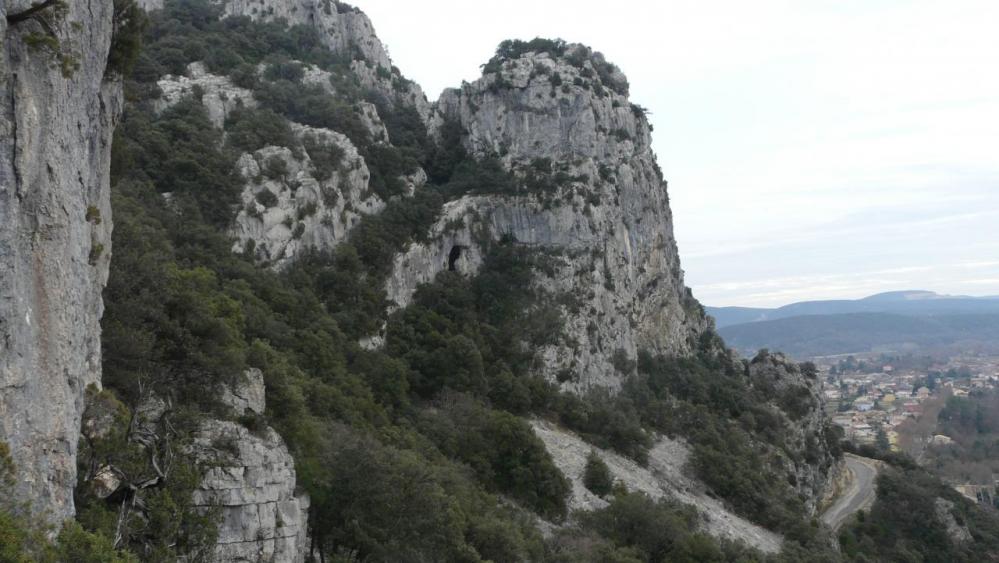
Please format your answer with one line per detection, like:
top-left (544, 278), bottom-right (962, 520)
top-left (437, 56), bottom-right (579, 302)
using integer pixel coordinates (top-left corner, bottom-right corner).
top-left (448, 245), bottom-right (466, 272)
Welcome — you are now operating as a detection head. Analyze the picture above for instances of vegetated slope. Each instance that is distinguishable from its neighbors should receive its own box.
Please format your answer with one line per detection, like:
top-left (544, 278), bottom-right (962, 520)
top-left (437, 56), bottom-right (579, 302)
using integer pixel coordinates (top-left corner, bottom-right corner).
top-left (719, 312), bottom-right (999, 357)
top-left (924, 390), bottom-right (999, 488)
top-left (60, 1), bottom-right (843, 558)
top-left (6, 0), bottom-right (997, 561)
top-left (708, 291), bottom-right (999, 328)
top-left (837, 451), bottom-right (999, 563)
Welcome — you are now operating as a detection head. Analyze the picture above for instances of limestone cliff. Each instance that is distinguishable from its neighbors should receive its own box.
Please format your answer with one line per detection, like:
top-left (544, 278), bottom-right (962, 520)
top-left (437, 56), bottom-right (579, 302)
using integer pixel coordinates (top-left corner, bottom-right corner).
top-left (192, 370), bottom-right (310, 563)
top-left (387, 44), bottom-right (710, 391)
top-left (0, 0), bottom-right (121, 522)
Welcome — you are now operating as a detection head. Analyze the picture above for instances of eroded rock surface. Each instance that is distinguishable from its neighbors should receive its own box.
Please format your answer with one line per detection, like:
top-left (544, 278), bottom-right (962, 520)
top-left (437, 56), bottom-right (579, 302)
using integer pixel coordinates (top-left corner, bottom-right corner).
top-left (747, 351), bottom-right (838, 513)
top-left (387, 45), bottom-right (709, 390)
top-left (221, 0), bottom-right (431, 121)
top-left (935, 497), bottom-right (973, 544)
top-left (154, 64), bottom-right (389, 268)
top-left (229, 127), bottom-right (386, 267)
top-left (191, 371), bottom-right (310, 562)
top-left (0, 0), bottom-right (121, 522)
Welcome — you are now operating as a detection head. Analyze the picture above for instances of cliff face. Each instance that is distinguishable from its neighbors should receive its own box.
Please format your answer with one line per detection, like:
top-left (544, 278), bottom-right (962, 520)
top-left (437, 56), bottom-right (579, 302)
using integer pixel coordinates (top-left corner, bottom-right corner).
top-left (0, 1), bottom-right (121, 522)
top-left (387, 45), bottom-right (709, 390)
top-left (192, 370), bottom-right (310, 563)
top-left (0, 0), bottom-right (842, 557)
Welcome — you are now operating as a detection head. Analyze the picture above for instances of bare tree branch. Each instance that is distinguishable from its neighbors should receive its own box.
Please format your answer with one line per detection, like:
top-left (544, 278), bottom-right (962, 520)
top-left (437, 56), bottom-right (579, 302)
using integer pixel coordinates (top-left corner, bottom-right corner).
top-left (6, 0), bottom-right (59, 24)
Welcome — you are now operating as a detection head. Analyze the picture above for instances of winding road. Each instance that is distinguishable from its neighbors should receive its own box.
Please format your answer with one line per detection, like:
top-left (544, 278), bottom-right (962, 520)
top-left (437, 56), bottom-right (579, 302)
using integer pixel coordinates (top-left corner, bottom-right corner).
top-left (821, 455), bottom-right (879, 531)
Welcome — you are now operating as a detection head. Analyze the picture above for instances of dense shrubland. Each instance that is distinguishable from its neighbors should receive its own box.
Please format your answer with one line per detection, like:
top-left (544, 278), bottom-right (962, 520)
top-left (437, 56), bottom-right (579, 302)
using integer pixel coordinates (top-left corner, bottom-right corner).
top-left (838, 459), bottom-right (999, 562)
top-left (75, 4), bottom-right (787, 558)
top-left (927, 391), bottom-right (999, 484)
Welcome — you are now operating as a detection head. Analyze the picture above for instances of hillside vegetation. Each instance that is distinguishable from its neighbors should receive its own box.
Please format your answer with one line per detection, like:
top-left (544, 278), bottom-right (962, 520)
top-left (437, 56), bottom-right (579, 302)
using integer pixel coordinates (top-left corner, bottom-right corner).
top-left (4, 1), bottom-right (999, 561)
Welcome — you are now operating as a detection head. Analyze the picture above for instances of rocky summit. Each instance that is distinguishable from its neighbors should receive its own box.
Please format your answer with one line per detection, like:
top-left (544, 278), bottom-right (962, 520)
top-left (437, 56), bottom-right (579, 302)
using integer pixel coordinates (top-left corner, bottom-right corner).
top-left (388, 41), bottom-right (708, 391)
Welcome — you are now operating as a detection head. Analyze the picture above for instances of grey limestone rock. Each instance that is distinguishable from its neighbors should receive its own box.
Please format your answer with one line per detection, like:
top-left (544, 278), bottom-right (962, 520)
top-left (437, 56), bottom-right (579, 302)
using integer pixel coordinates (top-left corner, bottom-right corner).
top-left (221, 368), bottom-right (267, 417)
top-left (153, 64), bottom-right (396, 269)
top-left (747, 351), bottom-right (838, 514)
top-left (191, 420), bottom-right (310, 562)
top-left (192, 370), bottom-right (310, 561)
top-left (155, 62), bottom-right (257, 128)
top-left (220, 0), bottom-right (432, 122)
top-left (0, 0), bottom-right (122, 523)
top-left (229, 125), bottom-right (387, 268)
top-left (934, 497), bottom-right (973, 544)
top-left (531, 420), bottom-right (783, 553)
top-left (387, 46), bottom-right (709, 391)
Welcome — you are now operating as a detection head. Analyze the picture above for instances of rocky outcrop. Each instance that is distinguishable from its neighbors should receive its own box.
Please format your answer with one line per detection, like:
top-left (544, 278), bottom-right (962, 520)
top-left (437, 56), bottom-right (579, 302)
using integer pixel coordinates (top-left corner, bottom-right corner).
top-left (229, 124), bottom-right (386, 267)
top-left (935, 497), bottom-right (973, 544)
top-left (192, 370), bottom-right (310, 562)
top-left (154, 62), bottom-right (257, 128)
top-left (220, 0), bottom-right (432, 121)
top-left (818, 458), bottom-right (850, 513)
top-left (154, 63), bottom-right (389, 268)
top-left (386, 45), bottom-right (709, 391)
top-left (531, 420), bottom-right (782, 553)
top-left (747, 352), bottom-right (838, 513)
top-left (0, 1), bottom-right (121, 522)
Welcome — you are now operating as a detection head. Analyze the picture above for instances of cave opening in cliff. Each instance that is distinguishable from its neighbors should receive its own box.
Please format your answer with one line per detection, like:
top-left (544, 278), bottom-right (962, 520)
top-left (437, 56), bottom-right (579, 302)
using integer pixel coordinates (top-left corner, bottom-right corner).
top-left (448, 245), bottom-right (465, 271)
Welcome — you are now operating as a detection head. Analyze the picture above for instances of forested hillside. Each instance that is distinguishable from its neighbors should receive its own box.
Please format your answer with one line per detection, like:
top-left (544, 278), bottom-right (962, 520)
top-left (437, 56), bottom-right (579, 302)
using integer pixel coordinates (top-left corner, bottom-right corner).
top-left (3, 1), bottom-right (999, 562)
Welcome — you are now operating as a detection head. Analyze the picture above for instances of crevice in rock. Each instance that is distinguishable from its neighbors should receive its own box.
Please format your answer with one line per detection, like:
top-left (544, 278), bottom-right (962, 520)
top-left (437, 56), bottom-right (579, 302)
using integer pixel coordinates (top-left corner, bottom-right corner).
top-left (447, 245), bottom-right (465, 272)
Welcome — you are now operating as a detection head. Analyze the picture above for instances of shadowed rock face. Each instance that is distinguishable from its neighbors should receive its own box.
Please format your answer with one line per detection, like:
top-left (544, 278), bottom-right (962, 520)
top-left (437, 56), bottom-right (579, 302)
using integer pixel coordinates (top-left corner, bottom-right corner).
top-left (0, 1), bottom-right (122, 522)
top-left (747, 352), bottom-right (838, 513)
top-left (387, 45), bottom-right (709, 391)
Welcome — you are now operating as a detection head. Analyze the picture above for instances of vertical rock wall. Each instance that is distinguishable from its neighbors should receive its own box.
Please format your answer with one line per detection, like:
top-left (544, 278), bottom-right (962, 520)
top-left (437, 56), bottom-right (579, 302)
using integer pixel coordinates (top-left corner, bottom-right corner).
top-left (193, 370), bottom-right (310, 563)
top-left (0, 0), bottom-right (121, 522)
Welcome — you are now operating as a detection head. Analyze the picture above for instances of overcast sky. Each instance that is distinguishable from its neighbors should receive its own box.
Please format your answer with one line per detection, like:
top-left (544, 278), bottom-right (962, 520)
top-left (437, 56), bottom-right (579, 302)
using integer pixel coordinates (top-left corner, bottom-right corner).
top-left (359, 0), bottom-right (999, 307)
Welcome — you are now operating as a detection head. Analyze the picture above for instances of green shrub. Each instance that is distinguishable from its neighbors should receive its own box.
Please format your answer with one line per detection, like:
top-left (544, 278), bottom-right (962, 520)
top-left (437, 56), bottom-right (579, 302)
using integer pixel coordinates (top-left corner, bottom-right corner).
top-left (302, 133), bottom-right (345, 181)
top-left (583, 450), bottom-right (614, 497)
top-left (573, 492), bottom-right (754, 562)
top-left (263, 58), bottom-right (305, 82)
top-left (255, 188), bottom-right (278, 207)
top-left (483, 38), bottom-right (568, 74)
top-left (108, 0), bottom-right (147, 77)
top-left (262, 155), bottom-right (288, 180)
top-left (226, 107), bottom-right (299, 155)
top-left (418, 397), bottom-right (570, 520)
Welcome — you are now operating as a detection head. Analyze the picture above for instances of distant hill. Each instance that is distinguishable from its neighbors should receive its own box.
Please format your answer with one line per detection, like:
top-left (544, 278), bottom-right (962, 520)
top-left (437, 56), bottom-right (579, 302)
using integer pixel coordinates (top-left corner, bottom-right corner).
top-left (718, 312), bottom-right (999, 358)
top-left (708, 291), bottom-right (999, 328)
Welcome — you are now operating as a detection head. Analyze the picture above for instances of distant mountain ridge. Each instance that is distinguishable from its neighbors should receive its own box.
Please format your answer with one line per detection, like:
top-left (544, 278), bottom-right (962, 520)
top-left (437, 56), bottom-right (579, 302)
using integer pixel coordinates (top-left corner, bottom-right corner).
top-left (708, 291), bottom-right (999, 358)
top-left (708, 291), bottom-right (999, 328)
top-left (719, 312), bottom-right (999, 358)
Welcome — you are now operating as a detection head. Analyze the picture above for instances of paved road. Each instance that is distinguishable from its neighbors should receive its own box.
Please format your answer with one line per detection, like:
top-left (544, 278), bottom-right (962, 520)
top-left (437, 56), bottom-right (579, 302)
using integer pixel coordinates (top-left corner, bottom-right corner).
top-left (821, 455), bottom-right (879, 531)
